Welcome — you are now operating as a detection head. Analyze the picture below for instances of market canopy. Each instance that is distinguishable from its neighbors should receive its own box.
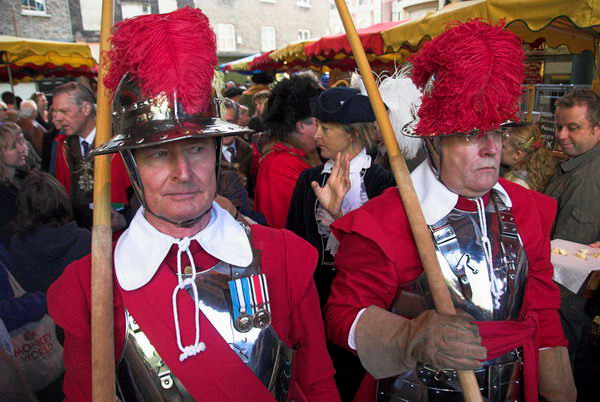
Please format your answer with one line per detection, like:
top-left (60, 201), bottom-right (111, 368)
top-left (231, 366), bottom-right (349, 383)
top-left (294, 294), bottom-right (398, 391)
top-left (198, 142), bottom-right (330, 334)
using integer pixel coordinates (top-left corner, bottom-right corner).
top-left (306, 20), bottom-right (408, 59)
top-left (0, 35), bottom-right (97, 82)
top-left (381, 0), bottom-right (600, 54)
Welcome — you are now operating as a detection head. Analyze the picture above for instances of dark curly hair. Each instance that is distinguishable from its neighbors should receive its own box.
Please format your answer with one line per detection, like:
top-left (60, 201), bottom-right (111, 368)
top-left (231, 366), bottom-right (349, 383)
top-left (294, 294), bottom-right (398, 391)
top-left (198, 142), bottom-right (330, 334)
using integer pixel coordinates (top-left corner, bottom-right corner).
top-left (262, 75), bottom-right (322, 141)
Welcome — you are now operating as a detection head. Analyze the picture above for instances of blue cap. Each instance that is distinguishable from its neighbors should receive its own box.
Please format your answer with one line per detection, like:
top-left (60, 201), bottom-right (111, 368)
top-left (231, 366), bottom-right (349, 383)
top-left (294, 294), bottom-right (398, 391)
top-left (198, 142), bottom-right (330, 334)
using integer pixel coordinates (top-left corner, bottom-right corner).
top-left (310, 87), bottom-right (376, 124)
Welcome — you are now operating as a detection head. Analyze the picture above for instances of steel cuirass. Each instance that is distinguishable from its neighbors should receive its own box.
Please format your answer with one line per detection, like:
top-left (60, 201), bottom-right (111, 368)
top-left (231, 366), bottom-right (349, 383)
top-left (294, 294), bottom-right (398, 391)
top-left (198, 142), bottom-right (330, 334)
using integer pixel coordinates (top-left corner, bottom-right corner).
top-left (377, 191), bottom-right (529, 401)
top-left (116, 228), bottom-right (294, 402)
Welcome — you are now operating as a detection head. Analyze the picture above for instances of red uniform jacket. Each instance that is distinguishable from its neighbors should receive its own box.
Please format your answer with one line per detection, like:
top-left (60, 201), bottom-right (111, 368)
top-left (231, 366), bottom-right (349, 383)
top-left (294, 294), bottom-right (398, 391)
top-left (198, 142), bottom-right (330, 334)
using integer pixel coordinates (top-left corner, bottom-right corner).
top-left (49, 225), bottom-right (339, 402)
top-left (326, 179), bottom-right (567, 399)
top-left (255, 144), bottom-right (311, 229)
top-left (54, 137), bottom-right (131, 204)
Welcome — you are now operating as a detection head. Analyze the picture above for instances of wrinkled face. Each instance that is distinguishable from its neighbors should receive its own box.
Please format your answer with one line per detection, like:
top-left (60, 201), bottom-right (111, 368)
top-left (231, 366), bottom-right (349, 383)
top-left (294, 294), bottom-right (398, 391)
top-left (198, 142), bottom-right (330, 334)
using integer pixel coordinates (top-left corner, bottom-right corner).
top-left (52, 92), bottom-right (93, 137)
top-left (223, 107), bottom-right (237, 124)
top-left (1, 132), bottom-right (28, 167)
top-left (555, 104), bottom-right (600, 157)
top-left (314, 121), bottom-right (354, 160)
top-left (135, 138), bottom-right (217, 225)
top-left (439, 131), bottom-right (502, 198)
top-left (35, 94), bottom-right (48, 111)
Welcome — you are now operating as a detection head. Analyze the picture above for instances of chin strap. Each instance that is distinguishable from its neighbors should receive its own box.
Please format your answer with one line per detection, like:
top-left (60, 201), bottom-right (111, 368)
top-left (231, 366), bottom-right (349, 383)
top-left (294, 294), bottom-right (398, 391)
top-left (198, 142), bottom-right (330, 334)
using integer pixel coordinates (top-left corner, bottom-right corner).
top-left (144, 204), bottom-right (213, 228)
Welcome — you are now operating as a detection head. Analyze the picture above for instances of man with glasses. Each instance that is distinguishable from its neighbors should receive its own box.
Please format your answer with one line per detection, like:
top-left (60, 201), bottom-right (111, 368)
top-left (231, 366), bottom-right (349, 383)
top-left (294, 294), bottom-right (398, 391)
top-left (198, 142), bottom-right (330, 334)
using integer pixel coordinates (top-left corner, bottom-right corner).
top-left (325, 21), bottom-right (575, 401)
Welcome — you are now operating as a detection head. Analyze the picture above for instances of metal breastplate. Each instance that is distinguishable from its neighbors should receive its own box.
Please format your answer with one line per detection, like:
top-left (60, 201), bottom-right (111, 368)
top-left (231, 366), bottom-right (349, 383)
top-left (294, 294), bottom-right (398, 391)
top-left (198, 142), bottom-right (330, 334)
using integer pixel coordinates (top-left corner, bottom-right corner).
top-left (378, 191), bottom-right (528, 401)
top-left (118, 237), bottom-right (294, 401)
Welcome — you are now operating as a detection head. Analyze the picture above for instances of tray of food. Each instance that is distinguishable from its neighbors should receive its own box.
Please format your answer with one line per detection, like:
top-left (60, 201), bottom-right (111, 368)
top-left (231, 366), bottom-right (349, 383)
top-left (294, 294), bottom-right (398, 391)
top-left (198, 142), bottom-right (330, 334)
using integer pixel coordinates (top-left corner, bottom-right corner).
top-left (551, 239), bottom-right (600, 294)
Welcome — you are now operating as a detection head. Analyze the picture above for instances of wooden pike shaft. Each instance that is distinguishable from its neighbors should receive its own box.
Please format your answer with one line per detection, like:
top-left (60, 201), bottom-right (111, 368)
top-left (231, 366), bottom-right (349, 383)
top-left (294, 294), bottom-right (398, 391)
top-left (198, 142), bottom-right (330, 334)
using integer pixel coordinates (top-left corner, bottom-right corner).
top-left (332, 1), bottom-right (483, 400)
top-left (91, 0), bottom-right (115, 400)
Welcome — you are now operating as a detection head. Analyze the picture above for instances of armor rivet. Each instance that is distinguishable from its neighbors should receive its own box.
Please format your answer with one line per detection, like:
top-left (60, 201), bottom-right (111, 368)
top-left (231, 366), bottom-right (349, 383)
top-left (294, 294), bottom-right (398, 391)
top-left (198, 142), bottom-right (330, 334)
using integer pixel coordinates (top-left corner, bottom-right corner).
top-left (136, 138), bottom-right (144, 144)
top-left (234, 272), bottom-right (240, 277)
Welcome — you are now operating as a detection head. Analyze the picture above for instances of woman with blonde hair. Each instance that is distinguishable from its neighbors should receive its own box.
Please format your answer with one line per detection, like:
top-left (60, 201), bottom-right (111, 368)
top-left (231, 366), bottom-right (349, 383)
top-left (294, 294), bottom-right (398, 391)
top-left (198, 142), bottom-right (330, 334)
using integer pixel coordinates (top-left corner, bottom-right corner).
top-left (501, 123), bottom-right (557, 192)
top-left (0, 123), bottom-right (28, 246)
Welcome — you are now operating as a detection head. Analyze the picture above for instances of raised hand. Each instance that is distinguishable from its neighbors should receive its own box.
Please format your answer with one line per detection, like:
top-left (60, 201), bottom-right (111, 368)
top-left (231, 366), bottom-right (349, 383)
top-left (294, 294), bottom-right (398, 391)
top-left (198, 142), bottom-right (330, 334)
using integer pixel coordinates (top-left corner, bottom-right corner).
top-left (311, 152), bottom-right (351, 220)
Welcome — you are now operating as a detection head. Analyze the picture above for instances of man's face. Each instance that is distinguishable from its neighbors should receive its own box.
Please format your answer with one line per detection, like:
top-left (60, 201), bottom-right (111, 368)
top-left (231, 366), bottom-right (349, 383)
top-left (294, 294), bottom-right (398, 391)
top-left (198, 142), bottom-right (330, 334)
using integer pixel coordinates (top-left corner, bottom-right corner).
top-left (135, 137), bottom-right (217, 225)
top-left (52, 92), bottom-right (93, 137)
top-left (439, 131), bottom-right (502, 198)
top-left (296, 117), bottom-right (318, 153)
top-left (555, 104), bottom-right (600, 157)
top-left (35, 94), bottom-right (48, 111)
top-left (223, 107), bottom-right (237, 124)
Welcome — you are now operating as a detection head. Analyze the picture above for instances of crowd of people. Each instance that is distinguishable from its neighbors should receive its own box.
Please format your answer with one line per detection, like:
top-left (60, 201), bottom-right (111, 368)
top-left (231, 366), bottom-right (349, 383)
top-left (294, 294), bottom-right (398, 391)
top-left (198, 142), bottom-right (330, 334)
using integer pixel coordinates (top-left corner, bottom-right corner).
top-left (1, 8), bottom-right (599, 402)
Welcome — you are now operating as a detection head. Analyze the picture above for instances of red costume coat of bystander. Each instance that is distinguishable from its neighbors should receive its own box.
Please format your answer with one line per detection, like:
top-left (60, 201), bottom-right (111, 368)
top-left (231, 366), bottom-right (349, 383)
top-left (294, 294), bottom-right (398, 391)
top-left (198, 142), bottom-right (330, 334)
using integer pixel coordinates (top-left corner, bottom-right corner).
top-left (255, 144), bottom-right (311, 228)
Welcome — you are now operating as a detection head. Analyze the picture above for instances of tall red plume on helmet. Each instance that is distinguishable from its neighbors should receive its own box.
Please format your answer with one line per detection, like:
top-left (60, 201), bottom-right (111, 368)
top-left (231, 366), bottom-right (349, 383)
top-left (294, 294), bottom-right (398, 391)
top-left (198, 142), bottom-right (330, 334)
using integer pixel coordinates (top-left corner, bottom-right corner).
top-left (410, 19), bottom-right (525, 136)
top-left (105, 7), bottom-right (217, 115)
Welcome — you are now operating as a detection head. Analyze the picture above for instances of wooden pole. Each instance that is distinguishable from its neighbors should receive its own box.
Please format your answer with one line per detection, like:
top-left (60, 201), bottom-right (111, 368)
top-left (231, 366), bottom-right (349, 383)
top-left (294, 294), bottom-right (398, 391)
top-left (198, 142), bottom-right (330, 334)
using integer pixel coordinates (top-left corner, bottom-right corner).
top-left (333, 1), bottom-right (483, 400)
top-left (91, 0), bottom-right (115, 400)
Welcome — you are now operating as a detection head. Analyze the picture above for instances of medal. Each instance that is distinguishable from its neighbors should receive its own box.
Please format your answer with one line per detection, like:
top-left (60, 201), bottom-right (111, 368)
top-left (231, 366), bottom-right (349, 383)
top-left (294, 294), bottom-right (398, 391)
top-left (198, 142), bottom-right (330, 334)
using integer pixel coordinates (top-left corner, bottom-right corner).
top-left (228, 274), bottom-right (271, 332)
top-left (249, 274), bottom-right (271, 329)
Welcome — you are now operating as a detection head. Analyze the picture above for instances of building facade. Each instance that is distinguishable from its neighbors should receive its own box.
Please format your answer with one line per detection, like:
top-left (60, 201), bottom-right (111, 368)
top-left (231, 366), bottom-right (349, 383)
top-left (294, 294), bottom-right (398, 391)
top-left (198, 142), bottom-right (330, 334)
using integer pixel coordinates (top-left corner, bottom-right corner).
top-left (0, 0), bottom-right (73, 40)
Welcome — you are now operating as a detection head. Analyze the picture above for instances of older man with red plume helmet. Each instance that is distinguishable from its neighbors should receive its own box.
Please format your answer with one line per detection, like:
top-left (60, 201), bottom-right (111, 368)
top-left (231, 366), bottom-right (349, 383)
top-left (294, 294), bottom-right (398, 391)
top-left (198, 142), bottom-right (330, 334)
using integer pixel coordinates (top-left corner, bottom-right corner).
top-left (47, 8), bottom-right (338, 401)
top-left (325, 20), bottom-right (576, 401)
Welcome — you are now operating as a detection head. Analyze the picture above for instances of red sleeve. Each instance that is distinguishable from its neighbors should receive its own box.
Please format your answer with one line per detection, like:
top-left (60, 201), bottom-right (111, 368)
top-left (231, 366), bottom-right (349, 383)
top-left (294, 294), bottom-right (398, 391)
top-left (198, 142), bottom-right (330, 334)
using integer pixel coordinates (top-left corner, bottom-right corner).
top-left (54, 140), bottom-right (71, 195)
top-left (326, 192), bottom-right (422, 350)
top-left (48, 256), bottom-right (125, 401)
top-left (255, 153), bottom-right (309, 228)
top-left (282, 230), bottom-right (340, 401)
top-left (503, 180), bottom-right (567, 348)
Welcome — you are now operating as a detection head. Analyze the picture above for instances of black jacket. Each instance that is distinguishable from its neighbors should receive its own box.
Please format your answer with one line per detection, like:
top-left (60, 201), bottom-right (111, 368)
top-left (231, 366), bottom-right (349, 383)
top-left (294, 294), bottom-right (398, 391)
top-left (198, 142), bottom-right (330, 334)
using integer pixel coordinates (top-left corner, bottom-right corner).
top-left (9, 221), bottom-right (91, 293)
top-left (286, 163), bottom-right (394, 265)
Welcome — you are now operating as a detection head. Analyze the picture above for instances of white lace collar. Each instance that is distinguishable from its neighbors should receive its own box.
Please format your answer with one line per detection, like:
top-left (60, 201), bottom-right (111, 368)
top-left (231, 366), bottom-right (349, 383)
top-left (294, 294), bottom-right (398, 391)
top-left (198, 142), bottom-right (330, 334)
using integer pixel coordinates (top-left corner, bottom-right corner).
top-left (411, 160), bottom-right (512, 225)
top-left (115, 202), bottom-right (253, 291)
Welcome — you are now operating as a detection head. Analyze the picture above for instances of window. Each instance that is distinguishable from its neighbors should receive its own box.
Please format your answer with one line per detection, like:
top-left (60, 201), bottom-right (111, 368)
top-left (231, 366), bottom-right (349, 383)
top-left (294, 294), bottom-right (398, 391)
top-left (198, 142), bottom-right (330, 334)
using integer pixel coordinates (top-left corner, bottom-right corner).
top-left (21, 0), bottom-right (46, 14)
top-left (391, 1), bottom-right (402, 21)
top-left (297, 0), bottom-right (311, 8)
top-left (298, 29), bottom-right (310, 41)
top-left (121, 2), bottom-right (151, 20)
top-left (261, 26), bottom-right (276, 52)
top-left (217, 24), bottom-right (236, 52)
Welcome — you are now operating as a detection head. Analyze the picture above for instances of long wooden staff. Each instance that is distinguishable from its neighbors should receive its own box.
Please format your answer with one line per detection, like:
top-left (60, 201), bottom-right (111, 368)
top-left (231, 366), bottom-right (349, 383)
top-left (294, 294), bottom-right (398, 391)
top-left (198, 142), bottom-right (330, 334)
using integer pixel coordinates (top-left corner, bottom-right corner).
top-left (91, 0), bottom-right (115, 400)
top-left (332, 1), bottom-right (482, 400)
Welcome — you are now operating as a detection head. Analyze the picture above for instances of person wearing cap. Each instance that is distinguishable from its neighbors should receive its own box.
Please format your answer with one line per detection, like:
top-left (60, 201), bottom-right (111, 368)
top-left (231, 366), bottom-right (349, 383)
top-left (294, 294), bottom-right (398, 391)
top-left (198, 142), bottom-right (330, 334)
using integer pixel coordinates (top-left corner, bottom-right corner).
top-left (255, 74), bottom-right (323, 228)
top-left (286, 87), bottom-right (393, 399)
top-left (325, 21), bottom-right (575, 401)
top-left (47, 8), bottom-right (338, 401)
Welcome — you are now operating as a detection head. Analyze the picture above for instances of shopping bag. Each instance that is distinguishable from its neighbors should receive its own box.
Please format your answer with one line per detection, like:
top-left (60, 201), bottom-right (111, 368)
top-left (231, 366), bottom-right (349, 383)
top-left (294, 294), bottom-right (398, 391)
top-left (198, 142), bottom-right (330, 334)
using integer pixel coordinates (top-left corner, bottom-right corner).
top-left (7, 270), bottom-right (64, 392)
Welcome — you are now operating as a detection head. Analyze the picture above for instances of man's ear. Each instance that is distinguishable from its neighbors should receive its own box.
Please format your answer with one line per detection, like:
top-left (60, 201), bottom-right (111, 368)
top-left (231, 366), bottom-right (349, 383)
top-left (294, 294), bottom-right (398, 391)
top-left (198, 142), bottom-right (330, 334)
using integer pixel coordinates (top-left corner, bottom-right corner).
top-left (295, 120), bottom-right (304, 135)
top-left (81, 102), bottom-right (92, 117)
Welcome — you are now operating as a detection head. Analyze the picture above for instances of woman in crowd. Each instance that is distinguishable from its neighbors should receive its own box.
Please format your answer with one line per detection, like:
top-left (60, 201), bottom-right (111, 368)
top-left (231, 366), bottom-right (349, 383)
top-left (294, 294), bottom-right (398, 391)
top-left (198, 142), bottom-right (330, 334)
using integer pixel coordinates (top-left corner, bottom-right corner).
top-left (501, 123), bottom-right (557, 192)
top-left (9, 170), bottom-right (91, 293)
top-left (0, 123), bottom-right (28, 247)
top-left (286, 86), bottom-right (394, 402)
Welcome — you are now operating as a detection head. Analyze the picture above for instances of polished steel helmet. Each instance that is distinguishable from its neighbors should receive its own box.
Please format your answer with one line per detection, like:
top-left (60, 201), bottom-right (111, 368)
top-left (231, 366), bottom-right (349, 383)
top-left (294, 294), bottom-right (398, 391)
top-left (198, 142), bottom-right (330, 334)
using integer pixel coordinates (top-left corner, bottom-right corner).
top-left (89, 73), bottom-right (251, 157)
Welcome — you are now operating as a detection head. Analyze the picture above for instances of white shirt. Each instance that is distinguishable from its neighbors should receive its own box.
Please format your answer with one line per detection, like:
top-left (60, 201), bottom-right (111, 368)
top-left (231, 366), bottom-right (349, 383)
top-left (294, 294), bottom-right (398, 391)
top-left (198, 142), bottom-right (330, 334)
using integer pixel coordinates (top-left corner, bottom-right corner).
top-left (114, 202), bottom-right (253, 291)
top-left (221, 142), bottom-right (237, 163)
top-left (79, 128), bottom-right (96, 156)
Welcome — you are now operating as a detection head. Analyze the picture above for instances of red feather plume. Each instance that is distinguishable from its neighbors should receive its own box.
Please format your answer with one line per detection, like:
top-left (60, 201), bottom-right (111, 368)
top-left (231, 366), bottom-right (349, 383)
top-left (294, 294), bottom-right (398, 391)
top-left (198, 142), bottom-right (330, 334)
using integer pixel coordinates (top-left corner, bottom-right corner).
top-left (105, 7), bottom-right (217, 114)
top-left (410, 19), bottom-right (525, 136)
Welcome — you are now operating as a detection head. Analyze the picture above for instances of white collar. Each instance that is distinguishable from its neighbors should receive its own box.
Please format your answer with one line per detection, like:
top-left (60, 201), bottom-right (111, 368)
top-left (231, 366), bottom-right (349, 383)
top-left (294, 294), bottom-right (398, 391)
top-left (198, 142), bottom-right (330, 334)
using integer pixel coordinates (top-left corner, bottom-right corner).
top-left (411, 160), bottom-right (512, 225)
top-left (79, 128), bottom-right (95, 145)
top-left (221, 141), bottom-right (236, 151)
top-left (322, 148), bottom-right (371, 174)
top-left (115, 201), bottom-right (253, 291)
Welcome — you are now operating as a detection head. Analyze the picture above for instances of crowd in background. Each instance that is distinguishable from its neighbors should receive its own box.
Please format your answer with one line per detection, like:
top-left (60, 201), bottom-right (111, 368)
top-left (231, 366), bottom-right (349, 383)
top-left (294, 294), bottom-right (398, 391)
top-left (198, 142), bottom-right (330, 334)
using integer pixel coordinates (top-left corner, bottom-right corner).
top-left (1, 72), bottom-right (599, 401)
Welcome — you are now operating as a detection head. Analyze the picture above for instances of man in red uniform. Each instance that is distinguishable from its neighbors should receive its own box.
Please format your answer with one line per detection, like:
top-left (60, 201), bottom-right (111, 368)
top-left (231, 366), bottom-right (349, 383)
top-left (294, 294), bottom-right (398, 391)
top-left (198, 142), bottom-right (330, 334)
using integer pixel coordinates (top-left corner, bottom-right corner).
top-left (255, 74), bottom-right (322, 228)
top-left (48, 8), bottom-right (338, 401)
top-left (325, 21), bottom-right (575, 401)
top-left (52, 82), bottom-right (130, 229)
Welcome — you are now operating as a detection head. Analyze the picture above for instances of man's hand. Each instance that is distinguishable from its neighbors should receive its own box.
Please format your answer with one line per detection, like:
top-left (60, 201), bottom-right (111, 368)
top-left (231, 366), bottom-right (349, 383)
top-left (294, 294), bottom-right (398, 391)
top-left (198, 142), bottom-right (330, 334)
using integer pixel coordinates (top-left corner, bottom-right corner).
top-left (311, 152), bottom-right (351, 220)
top-left (408, 310), bottom-right (487, 370)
